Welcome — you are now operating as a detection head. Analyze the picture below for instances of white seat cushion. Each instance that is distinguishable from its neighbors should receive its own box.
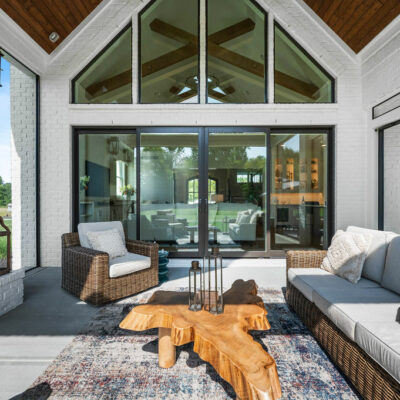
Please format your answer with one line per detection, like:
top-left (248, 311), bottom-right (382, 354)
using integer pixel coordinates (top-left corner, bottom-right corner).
top-left (78, 221), bottom-right (125, 249)
top-left (347, 226), bottom-right (397, 283)
top-left (355, 321), bottom-right (400, 383)
top-left (109, 252), bottom-right (151, 278)
top-left (381, 236), bottom-right (400, 295)
top-left (313, 286), bottom-right (400, 341)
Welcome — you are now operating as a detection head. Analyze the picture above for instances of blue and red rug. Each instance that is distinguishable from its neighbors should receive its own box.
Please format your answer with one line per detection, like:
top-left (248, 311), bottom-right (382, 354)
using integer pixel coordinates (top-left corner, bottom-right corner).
top-left (25, 287), bottom-right (359, 399)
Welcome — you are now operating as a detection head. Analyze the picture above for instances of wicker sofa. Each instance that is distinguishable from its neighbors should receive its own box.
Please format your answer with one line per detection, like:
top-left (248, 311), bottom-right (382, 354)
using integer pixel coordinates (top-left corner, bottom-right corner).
top-left (62, 224), bottom-right (159, 305)
top-left (286, 227), bottom-right (400, 400)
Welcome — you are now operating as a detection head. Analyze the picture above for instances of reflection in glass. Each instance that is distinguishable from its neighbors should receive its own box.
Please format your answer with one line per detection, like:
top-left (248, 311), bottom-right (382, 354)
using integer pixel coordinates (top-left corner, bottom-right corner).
top-left (207, 0), bottom-right (266, 103)
top-left (140, 133), bottom-right (199, 252)
top-left (140, 0), bottom-right (199, 104)
top-left (78, 133), bottom-right (137, 238)
top-left (270, 133), bottom-right (328, 249)
top-left (73, 25), bottom-right (132, 104)
top-left (208, 132), bottom-right (266, 252)
top-left (274, 24), bottom-right (334, 103)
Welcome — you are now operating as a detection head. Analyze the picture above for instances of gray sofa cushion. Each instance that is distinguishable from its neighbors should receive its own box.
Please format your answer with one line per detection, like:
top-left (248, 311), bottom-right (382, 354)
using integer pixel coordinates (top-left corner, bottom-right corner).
top-left (355, 321), bottom-right (400, 383)
top-left (109, 252), bottom-right (151, 278)
top-left (312, 286), bottom-right (400, 340)
top-left (288, 268), bottom-right (380, 299)
top-left (347, 226), bottom-right (396, 283)
top-left (381, 236), bottom-right (400, 295)
top-left (78, 221), bottom-right (125, 249)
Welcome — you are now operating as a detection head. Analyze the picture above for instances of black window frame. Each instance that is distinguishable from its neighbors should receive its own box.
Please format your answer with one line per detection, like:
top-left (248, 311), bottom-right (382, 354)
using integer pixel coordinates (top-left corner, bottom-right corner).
top-left (273, 22), bottom-right (336, 104)
top-left (71, 23), bottom-right (133, 105)
top-left (205, 0), bottom-right (268, 104)
top-left (72, 126), bottom-right (335, 258)
top-left (138, 0), bottom-right (201, 104)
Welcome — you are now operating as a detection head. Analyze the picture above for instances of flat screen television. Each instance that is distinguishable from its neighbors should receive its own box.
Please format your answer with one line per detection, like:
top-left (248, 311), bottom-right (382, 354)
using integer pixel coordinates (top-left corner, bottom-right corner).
top-left (85, 161), bottom-right (110, 198)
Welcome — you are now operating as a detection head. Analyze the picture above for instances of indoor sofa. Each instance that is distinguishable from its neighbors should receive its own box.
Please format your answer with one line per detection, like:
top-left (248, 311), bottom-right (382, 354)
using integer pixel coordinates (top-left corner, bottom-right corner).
top-left (286, 226), bottom-right (400, 400)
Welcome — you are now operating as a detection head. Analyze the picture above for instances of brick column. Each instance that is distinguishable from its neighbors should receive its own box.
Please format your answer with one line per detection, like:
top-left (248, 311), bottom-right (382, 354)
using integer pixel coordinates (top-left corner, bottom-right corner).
top-left (10, 65), bottom-right (37, 270)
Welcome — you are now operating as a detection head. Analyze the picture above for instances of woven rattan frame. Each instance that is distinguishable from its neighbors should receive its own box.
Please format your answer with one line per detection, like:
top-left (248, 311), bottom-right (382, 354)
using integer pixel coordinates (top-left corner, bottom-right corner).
top-left (286, 251), bottom-right (400, 400)
top-left (62, 232), bottom-right (159, 305)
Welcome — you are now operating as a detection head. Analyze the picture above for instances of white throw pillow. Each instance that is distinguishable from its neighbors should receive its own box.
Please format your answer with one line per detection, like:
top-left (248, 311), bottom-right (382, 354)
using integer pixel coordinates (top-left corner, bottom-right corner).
top-left (321, 230), bottom-right (372, 284)
top-left (87, 228), bottom-right (128, 260)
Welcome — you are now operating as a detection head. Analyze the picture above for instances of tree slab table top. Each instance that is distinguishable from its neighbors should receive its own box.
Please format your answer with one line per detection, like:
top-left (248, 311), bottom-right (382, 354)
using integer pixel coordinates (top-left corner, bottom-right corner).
top-left (119, 279), bottom-right (282, 400)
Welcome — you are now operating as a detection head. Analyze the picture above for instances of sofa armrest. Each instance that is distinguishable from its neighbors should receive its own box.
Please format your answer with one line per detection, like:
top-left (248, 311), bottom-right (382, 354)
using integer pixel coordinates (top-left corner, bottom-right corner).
top-left (286, 250), bottom-right (326, 283)
top-left (62, 246), bottom-right (109, 288)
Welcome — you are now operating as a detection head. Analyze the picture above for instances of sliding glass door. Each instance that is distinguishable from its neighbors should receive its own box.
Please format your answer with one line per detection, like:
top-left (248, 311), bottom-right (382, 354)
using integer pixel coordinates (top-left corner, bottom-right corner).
top-left (139, 129), bottom-right (201, 254)
top-left (206, 129), bottom-right (267, 254)
top-left (74, 127), bottom-right (332, 256)
top-left (270, 131), bottom-right (329, 249)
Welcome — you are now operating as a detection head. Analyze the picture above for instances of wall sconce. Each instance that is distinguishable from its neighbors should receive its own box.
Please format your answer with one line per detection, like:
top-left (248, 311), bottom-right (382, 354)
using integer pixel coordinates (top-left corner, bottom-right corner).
top-left (108, 137), bottom-right (120, 155)
top-left (123, 149), bottom-right (133, 163)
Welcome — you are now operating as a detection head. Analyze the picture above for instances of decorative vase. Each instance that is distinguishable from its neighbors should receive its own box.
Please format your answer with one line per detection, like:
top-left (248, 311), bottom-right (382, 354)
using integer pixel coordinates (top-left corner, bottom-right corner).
top-left (158, 249), bottom-right (169, 283)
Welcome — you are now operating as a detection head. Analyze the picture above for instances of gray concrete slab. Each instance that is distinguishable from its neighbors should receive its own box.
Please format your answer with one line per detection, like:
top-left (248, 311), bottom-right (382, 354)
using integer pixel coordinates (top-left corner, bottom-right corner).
top-left (0, 260), bottom-right (286, 399)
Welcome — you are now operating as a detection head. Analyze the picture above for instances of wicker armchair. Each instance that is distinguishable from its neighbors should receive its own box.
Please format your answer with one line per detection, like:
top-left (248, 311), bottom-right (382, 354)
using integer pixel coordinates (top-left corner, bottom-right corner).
top-left (61, 232), bottom-right (159, 305)
top-left (286, 251), bottom-right (400, 400)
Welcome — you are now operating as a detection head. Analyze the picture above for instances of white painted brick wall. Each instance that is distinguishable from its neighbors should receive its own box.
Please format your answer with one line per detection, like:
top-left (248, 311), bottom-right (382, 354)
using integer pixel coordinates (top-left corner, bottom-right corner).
top-left (10, 66), bottom-right (37, 270)
top-left (383, 124), bottom-right (400, 233)
top-left (0, 269), bottom-right (24, 316)
top-left (361, 29), bottom-right (400, 229)
top-left (39, 0), bottom-right (367, 266)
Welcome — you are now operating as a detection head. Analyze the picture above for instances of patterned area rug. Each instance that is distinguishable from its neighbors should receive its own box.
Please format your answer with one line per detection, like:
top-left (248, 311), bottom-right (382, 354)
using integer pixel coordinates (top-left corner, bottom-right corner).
top-left (23, 287), bottom-right (360, 400)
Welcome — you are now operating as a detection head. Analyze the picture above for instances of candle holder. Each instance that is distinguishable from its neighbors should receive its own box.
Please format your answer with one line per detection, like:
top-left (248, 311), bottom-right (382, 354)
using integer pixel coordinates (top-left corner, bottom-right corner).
top-left (204, 247), bottom-right (224, 314)
top-left (188, 260), bottom-right (202, 311)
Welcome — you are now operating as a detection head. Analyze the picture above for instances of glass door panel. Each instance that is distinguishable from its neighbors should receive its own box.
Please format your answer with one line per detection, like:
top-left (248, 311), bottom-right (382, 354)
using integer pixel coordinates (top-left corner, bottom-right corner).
top-left (207, 131), bottom-right (267, 253)
top-left (78, 131), bottom-right (137, 239)
top-left (140, 131), bottom-right (200, 253)
top-left (270, 132), bottom-right (328, 249)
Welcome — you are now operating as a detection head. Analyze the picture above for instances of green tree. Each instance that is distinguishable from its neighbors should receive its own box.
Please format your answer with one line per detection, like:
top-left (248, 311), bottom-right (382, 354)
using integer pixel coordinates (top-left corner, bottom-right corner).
top-left (0, 177), bottom-right (11, 207)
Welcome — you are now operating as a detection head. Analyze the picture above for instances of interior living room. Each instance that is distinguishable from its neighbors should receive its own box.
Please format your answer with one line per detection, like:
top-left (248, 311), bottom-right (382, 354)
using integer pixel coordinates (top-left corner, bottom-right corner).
top-left (0, 0), bottom-right (399, 399)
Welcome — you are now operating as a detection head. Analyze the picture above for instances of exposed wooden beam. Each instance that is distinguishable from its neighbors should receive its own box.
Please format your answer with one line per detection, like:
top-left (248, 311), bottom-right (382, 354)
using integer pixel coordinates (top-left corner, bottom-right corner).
top-left (275, 70), bottom-right (319, 99)
top-left (88, 18), bottom-right (316, 100)
top-left (208, 18), bottom-right (255, 45)
top-left (86, 70), bottom-right (132, 97)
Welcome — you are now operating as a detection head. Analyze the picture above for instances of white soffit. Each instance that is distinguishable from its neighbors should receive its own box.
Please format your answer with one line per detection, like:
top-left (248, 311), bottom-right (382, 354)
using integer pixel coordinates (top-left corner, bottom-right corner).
top-left (0, 9), bottom-right (48, 75)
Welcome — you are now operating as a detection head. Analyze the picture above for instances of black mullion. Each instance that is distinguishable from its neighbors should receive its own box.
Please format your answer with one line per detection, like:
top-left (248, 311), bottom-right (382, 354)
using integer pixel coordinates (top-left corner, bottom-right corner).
top-left (136, 130), bottom-right (141, 240)
top-left (378, 129), bottom-right (384, 230)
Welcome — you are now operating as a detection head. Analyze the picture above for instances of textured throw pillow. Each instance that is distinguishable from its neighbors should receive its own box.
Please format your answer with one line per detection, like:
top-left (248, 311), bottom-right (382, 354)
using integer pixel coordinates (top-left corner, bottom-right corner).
top-left (87, 228), bottom-right (128, 260)
top-left (321, 230), bottom-right (372, 284)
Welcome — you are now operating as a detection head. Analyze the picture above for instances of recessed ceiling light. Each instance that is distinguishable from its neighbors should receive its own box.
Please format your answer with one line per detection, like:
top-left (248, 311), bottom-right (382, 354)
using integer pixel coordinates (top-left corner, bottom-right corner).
top-left (49, 32), bottom-right (60, 43)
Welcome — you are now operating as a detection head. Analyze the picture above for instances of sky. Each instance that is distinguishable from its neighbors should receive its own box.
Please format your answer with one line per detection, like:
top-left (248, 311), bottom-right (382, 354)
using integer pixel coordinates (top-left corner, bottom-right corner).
top-left (0, 58), bottom-right (11, 183)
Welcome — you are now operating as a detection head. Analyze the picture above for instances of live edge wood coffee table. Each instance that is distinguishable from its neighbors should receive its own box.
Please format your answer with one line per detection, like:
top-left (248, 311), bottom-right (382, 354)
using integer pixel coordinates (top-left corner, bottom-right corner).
top-left (119, 279), bottom-right (281, 400)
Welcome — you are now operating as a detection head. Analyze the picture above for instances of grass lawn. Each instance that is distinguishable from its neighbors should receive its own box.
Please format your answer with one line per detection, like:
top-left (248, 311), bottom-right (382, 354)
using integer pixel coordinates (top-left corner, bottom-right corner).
top-left (0, 219), bottom-right (11, 260)
top-left (0, 207), bottom-right (11, 218)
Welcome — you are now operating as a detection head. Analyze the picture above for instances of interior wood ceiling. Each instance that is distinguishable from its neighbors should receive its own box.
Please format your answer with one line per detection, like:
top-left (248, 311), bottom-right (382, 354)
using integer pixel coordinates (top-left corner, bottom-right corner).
top-left (1, 0), bottom-right (399, 55)
top-left (303, 0), bottom-right (400, 53)
top-left (0, 0), bottom-right (103, 53)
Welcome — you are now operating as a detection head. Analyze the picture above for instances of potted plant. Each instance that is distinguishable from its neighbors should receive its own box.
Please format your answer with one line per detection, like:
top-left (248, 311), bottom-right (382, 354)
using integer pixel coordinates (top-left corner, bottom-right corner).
top-left (120, 184), bottom-right (135, 200)
top-left (80, 176), bottom-right (90, 191)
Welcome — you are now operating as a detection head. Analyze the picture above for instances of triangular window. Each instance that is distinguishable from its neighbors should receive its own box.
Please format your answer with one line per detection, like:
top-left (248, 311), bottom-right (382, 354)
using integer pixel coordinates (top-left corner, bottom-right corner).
top-left (72, 24), bottom-right (132, 104)
top-left (274, 23), bottom-right (334, 103)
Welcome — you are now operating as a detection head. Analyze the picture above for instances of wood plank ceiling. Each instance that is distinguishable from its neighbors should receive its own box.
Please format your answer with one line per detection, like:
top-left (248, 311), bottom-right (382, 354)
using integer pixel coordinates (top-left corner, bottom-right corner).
top-left (0, 0), bottom-right (399, 54)
top-left (0, 0), bottom-right (103, 53)
top-left (303, 0), bottom-right (400, 53)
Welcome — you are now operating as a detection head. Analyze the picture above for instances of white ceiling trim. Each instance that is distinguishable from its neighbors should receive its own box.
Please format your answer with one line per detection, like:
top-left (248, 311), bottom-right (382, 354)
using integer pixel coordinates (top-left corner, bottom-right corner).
top-left (0, 9), bottom-right (48, 75)
top-left (359, 14), bottom-right (400, 64)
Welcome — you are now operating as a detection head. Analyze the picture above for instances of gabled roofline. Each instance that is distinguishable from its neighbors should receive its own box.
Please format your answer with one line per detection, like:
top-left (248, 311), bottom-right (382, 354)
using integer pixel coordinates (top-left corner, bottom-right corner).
top-left (0, 9), bottom-right (48, 75)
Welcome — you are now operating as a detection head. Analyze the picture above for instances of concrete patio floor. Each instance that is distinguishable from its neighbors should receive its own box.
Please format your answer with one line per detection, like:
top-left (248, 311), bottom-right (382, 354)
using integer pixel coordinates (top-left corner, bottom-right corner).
top-left (0, 259), bottom-right (286, 400)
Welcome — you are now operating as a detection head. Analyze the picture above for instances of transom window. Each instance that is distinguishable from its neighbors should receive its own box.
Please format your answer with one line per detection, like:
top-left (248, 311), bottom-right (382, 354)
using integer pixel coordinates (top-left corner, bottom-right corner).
top-left (71, 1), bottom-right (335, 104)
